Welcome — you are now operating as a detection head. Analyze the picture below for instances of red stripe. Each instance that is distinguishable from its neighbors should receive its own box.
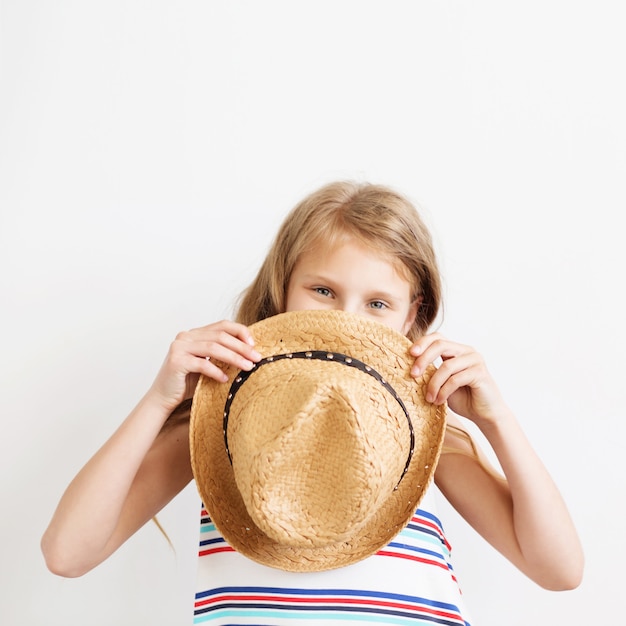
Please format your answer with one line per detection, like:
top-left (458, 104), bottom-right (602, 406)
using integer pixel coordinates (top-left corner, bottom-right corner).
top-left (198, 546), bottom-right (236, 557)
top-left (376, 550), bottom-right (452, 573)
top-left (194, 593), bottom-right (462, 620)
top-left (197, 548), bottom-right (455, 585)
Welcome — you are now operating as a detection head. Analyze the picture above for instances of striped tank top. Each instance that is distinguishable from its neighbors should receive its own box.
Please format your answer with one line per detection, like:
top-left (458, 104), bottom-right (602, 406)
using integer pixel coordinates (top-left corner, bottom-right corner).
top-left (193, 487), bottom-right (472, 625)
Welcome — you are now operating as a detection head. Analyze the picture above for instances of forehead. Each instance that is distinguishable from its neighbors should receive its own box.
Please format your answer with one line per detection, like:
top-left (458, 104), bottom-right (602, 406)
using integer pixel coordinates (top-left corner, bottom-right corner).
top-left (305, 232), bottom-right (414, 282)
top-left (294, 236), bottom-right (415, 296)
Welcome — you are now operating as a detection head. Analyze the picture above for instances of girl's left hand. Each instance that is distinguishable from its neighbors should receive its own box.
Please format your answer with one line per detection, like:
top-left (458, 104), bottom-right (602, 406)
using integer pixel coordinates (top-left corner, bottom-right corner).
top-left (409, 333), bottom-right (508, 428)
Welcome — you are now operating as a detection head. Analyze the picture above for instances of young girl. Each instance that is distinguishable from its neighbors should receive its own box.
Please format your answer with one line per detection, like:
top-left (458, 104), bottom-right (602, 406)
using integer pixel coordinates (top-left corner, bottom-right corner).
top-left (41, 181), bottom-right (583, 624)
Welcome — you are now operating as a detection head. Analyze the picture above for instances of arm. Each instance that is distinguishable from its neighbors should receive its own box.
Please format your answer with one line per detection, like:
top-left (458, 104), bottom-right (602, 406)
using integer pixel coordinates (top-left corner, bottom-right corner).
top-left (41, 320), bottom-right (261, 577)
top-left (411, 335), bottom-right (584, 591)
top-left (41, 397), bottom-right (192, 577)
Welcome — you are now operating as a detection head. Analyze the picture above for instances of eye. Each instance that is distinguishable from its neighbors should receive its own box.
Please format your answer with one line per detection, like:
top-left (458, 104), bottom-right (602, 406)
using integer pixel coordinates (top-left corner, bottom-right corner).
top-left (369, 300), bottom-right (388, 310)
top-left (314, 287), bottom-right (332, 297)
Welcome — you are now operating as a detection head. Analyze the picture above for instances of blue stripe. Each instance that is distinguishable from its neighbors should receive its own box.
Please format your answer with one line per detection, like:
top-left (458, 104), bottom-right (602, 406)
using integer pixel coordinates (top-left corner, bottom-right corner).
top-left (415, 509), bottom-right (444, 528)
top-left (194, 610), bottom-right (464, 625)
top-left (193, 605), bottom-right (463, 626)
top-left (199, 536), bottom-right (227, 547)
top-left (405, 522), bottom-right (443, 542)
top-left (194, 587), bottom-right (463, 612)
top-left (385, 542), bottom-right (448, 563)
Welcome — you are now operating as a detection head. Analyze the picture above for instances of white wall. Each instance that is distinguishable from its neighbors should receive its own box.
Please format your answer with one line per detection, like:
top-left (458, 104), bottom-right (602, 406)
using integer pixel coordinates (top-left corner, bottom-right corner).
top-left (2, 2), bottom-right (624, 624)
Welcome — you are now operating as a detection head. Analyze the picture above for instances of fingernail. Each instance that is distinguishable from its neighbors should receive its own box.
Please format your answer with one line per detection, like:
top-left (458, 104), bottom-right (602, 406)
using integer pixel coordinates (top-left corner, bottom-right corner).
top-left (411, 366), bottom-right (420, 377)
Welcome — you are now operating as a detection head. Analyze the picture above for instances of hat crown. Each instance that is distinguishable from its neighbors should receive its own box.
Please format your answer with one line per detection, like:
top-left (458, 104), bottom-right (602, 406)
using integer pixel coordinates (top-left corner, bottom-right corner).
top-left (228, 368), bottom-right (410, 547)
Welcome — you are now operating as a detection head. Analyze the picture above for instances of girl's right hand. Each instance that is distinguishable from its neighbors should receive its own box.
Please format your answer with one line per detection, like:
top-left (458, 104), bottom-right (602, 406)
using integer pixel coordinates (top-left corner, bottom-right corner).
top-left (148, 320), bottom-right (262, 414)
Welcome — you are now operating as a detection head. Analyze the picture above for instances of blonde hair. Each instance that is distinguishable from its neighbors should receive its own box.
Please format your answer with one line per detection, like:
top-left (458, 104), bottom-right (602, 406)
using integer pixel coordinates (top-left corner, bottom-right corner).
top-left (442, 424), bottom-right (507, 482)
top-left (235, 181), bottom-right (442, 340)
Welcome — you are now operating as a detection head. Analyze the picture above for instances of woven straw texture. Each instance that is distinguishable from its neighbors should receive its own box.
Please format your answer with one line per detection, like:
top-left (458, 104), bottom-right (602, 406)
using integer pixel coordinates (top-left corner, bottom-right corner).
top-left (190, 309), bottom-right (446, 572)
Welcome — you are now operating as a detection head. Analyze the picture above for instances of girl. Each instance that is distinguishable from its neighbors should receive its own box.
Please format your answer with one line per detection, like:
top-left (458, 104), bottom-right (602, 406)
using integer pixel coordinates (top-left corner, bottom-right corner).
top-left (41, 181), bottom-right (584, 623)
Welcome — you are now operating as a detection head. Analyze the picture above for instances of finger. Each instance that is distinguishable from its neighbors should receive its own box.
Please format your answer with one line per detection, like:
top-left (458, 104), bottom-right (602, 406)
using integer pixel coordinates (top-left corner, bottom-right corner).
top-left (199, 328), bottom-right (262, 363)
top-left (191, 320), bottom-right (257, 347)
top-left (409, 332), bottom-right (445, 356)
top-left (430, 369), bottom-right (479, 405)
top-left (175, 327), bottom-right (262, 367)
top-left (195, 354), bottom-right (230, 383)
top-left (411, 337), bottom-right (471, 376)
top-left (425, 353), bottom-right (480, 402)
top-left (200, 337), bottom-right (261, 372)
top-left (164, 342), bottom-right (241, 386)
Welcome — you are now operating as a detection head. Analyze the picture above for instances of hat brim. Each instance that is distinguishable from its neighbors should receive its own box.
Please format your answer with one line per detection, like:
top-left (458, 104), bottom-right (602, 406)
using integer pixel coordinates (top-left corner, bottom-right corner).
top-left (190, 309), bottom-right (446, 572)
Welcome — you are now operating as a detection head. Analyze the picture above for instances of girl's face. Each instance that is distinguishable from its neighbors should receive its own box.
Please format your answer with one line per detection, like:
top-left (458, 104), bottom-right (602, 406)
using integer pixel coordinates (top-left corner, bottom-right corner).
top-left (285, 236), bottom-right (419, 336)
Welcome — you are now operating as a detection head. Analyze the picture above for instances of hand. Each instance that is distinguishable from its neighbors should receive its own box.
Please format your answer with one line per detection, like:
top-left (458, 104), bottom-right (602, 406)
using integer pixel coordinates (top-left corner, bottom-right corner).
top-left (148, 320), bottom-right (262, 413)
top-left (409, 333), bottom-right (508, 428)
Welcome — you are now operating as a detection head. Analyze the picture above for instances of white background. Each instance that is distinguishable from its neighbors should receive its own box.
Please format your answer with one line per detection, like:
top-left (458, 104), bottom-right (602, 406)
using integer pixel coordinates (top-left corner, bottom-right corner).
top-left (1, 1), bottom-right (624, 624)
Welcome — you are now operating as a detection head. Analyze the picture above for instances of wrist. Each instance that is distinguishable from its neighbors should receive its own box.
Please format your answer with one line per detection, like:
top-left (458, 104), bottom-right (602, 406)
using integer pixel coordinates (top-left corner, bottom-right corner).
top-left (138, 388), bottom-right (181, 424)
top-left (475, 406), bottom-right (522, 446)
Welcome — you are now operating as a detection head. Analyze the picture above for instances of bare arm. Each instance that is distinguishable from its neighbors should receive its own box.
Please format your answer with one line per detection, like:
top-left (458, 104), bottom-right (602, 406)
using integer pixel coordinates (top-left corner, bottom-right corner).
top-left (41, 397), bottom-right (192, 577)
top-left (41, 320), bottom-right (261, 577)
top-left (435, 413), bottom-right (583, 590)
top-left (412, 335), bottom-right (584, 590)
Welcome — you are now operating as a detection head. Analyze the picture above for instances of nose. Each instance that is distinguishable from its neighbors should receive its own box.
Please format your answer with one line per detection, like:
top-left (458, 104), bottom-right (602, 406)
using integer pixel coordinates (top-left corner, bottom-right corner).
top-left (333, 299), bottom-right (359, 315)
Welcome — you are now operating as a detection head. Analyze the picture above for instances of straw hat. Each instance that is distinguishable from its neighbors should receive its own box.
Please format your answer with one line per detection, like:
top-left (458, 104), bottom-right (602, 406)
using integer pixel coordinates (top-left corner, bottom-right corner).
top-left (190, 309), bottom-right (446, 572)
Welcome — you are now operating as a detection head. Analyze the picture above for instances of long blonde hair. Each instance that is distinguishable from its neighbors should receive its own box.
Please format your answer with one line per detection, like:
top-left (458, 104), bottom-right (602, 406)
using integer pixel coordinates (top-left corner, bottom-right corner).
top-left (235, 181), bottom-right (442, 340)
